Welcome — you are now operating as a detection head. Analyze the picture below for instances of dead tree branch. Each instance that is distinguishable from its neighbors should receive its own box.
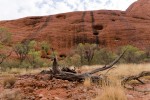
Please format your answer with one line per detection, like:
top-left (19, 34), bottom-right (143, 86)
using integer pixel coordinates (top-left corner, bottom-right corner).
top-left (82, 50), bottom-right (126, 75)
top-left (122, 71), bottom-right (150, 92)
top-left (51, 50), bottom-right (126, 82)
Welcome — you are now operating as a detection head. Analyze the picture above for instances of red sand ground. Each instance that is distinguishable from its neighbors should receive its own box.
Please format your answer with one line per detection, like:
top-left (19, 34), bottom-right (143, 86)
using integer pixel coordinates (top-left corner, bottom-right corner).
top-left (0, 73), bottom-right (149, 100)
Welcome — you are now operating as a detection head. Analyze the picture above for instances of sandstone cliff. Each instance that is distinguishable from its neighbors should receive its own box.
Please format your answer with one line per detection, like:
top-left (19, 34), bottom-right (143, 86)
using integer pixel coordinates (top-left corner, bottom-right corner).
top-left (0, 0), bottom-right (150, 55)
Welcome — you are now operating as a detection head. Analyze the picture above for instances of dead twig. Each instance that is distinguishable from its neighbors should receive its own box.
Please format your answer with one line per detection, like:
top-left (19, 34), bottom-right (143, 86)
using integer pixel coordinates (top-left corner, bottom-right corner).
top-left (122, 71), bottom-right (150, 93)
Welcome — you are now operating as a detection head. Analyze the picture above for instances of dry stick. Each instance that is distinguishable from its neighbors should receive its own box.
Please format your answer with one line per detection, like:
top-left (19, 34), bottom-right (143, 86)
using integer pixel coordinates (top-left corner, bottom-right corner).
top-left (82, 50), bottom-right (126, 75)
top-left (52, 50), bottom-right (126, 82)
top-left (104, 67), bottom-right (116, 76)
top-left (122, 71), bottom-right (150, 92)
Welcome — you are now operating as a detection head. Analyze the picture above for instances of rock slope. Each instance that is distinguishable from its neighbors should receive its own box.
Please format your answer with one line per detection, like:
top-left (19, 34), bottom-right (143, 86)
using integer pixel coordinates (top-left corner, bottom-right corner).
top-left (0, 0), bottom-right (150, 54)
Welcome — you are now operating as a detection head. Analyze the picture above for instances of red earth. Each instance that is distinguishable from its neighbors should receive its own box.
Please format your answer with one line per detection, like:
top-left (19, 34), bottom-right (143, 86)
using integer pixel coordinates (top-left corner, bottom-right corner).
top-left (0, 73), bottom-right (149, 100)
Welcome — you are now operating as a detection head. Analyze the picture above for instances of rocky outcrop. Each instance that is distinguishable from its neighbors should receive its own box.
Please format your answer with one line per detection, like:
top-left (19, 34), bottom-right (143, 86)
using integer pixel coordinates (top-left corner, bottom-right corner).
top-left (0, 0), bottom-right (150, 55)
top-left (126, 0), bottom-right (150, 20)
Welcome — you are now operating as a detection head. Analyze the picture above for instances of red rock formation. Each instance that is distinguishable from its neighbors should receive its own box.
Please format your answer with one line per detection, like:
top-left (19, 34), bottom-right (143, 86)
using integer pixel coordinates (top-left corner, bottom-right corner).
top-left (0, 0), bottom-right (150, 55)
top-left (126, 0), bottom-right (150, 19)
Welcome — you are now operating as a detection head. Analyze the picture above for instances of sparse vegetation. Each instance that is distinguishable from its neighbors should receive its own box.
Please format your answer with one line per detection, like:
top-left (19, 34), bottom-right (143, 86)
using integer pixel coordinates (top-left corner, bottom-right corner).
top-left (13, 43), bottom-right (29, 64)
top-left (0, 27), bottom-right (12, 66)
top-left (95, 85), bottom-right (127, 100)
top-left (118, 45), bottom-right (146, 63)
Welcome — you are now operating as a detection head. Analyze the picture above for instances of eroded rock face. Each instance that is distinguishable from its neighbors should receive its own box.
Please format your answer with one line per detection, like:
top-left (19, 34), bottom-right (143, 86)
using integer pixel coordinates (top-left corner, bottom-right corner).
top-left (126, 0), bottom-right (150, 20)
top-left (0, 0), bottom-right (150, 54)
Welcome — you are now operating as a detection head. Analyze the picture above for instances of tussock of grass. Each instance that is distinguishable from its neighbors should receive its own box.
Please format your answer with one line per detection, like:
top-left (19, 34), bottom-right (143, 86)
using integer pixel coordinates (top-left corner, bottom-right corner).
top-left (92, 63), bottom-right (150, 100)
top-left (95, 86), bottom-right (127, 100)
top-left (94, 77), bottom-right (127, 100)
top-left (80, 63), bottom-right (150, 79)
top-left (3, 76), bottom-right (16, 88)
top-left (0, 89), bottom-right (23, 100)
top-left (83, 77), bottom-right (91, 87)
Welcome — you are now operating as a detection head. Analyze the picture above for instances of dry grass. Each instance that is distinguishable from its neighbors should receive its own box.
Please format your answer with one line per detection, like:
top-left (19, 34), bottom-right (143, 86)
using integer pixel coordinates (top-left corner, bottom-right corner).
top-left (80, 63), bottom-right (150, 78)
top-left (109, 63), bottom-right (150, 78)
top-left (0, 89), bottom-right (23, 100)
top-left (3, 76), bottom-right (16, 88)
top-left (94, 76), bottom-right (127, 100)
top-left (94, 86), bottom-right (127, 100)
top-left (89, 63), bottom-right (150, 100)
top-left (0, 67), bottom-right (49, 76)
top-left (0, 63), bottom-right (149, 100)
top-left (83, 77), bottom-right (92, 87)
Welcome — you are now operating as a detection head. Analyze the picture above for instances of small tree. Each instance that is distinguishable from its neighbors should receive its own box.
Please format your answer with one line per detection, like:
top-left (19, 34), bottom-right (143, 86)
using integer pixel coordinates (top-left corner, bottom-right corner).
top-left (13, 43), bottom-right (29, 64)
top-left (84, 43), bottom-right (97, 65)
top-left (28, 49), bottom-right (42, 68)
top-left (76, 43), bottom-right (96, 65)
top-left (40, 41), bottom-right (51, 58)
top-left (119, 45), bottom-right (145, 63)
top-left (92, 48), bottom-right (117, 65)
top-left (76, 43), bottom-right (85, 64)
top-left (0, 27), bottom-right (12, 64)
top-left (41, 41), bottom-right (50, 53)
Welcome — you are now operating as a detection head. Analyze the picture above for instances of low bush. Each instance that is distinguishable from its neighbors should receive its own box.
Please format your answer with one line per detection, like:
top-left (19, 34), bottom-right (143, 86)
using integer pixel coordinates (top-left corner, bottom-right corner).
top-left (92, 48), bottom-right (117, 65)
top-left (118, 45), bottom-right (146, 63)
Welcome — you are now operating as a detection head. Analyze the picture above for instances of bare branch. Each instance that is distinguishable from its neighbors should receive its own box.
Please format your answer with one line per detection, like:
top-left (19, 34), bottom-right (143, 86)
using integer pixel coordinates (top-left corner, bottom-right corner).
top-left (122, 71), bottom-right (150, 93)
top-left (83, 50), bottom-right (126, 75)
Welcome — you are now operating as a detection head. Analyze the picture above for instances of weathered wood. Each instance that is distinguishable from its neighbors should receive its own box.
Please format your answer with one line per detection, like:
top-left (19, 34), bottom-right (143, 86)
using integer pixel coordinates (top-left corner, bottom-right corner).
top-left (122, 71), bottom-right (150, 92)
top-left (82, 50), bottom-right (126, 75)
top-left (51, 50), bottom-right (126, 82)
top-left (52, 58), bottom-right (60, 74)
top-left (61, 67), bottom-right (76, 73)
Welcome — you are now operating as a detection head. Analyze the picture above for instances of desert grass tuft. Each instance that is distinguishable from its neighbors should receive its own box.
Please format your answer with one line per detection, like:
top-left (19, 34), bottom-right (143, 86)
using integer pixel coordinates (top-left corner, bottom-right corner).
top-left (83, 77), bottom-right (92, 87)
top-left (94, 77), bottom-right (127, 100)
top-left (3, 76), bottom-right (16, 88)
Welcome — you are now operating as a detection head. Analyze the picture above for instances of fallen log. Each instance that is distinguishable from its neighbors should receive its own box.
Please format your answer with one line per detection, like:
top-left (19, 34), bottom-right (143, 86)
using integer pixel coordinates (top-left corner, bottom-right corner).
top-left (122, 71), bottom-right (150, 92)
top-left (51, 50), bottom-right (126, 82)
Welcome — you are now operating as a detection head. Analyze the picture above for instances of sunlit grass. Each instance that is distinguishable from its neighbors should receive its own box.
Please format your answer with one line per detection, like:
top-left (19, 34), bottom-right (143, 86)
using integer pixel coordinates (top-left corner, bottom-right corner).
top-left (80, 63), bottom-right (150, 78)
top-left (0, 67), bottom-right (49, 76)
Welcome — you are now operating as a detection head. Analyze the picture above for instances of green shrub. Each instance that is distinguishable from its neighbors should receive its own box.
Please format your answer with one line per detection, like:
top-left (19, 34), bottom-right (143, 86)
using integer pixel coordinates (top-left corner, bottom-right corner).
top-left (13, 43), bottom-right (29, 64)
top-left (0, 60), bottom-right (20, 71)
top-left (119, 45), bottom-right (146, 63)
top-left (40, 41), bottom-right (50, 54)
top-left (28, 49), bottom-right (44, 68)
top-left (76, 43), bottom-right (97, 65)
top-left (92, 48), bottom-right (117, 65)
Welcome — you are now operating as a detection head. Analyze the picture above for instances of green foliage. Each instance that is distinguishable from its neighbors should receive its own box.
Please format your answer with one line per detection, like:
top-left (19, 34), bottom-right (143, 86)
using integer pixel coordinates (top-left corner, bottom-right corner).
top-left (76, 43), bottom-right (97, 65)
top-left (28, 49), bottom-right (43, 68)
top-left (92, 48), bottom-right (117, 65)
top-left (41, 41), bottom-right (50, 54)
top-left (59, 54), bottom-right (81, 67)
top-left (0, 43), bottom-right (3, 49)
top-left (0, 28), bottom-right (12, 65)
top-left (12, 41), bottom-right (46, 68)
top-left (13, 43), bottom-right (29, 63)
top-left (28, 40), bottom-right (37, 49)
top-left (119, 45), bottom-right (146, 63)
